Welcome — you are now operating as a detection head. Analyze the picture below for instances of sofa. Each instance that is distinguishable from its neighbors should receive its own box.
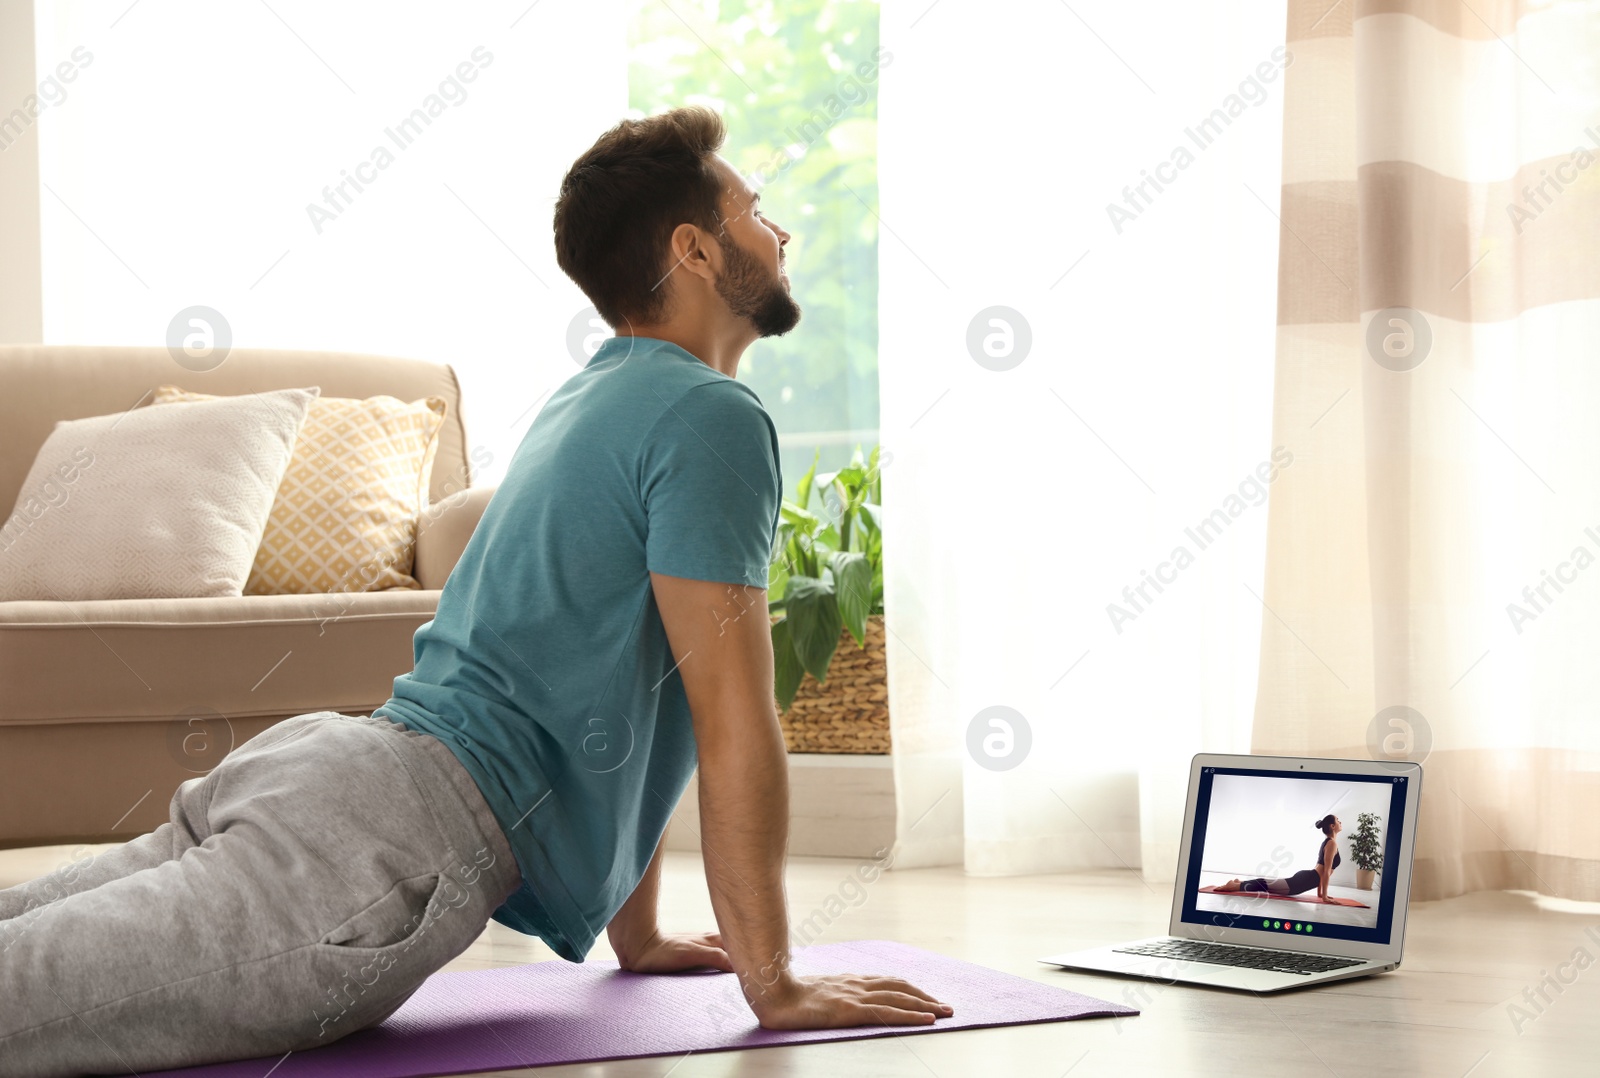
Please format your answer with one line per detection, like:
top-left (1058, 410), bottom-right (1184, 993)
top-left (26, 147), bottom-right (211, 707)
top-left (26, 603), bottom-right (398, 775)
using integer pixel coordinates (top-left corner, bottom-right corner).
top-left (0, 345), bottom-right (496, 848)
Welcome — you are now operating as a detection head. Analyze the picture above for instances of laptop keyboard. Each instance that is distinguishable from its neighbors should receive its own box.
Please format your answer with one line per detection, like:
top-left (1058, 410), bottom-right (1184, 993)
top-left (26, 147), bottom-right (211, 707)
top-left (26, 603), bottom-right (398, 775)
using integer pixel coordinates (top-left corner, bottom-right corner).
top-left (1112, 939), bottom-right (1366, 976)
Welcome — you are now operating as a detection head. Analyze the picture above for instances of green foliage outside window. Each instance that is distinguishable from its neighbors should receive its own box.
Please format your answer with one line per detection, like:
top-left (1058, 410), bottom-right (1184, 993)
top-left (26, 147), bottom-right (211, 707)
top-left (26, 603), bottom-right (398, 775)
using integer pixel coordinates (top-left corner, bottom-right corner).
top-left (627, 0), bottom-right (882, 499)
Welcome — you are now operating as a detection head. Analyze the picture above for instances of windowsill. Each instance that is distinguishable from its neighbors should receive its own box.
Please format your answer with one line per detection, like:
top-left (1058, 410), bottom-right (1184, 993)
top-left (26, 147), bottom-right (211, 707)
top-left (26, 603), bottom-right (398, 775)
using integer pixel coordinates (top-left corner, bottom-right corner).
top-left (785, 752), bottom-right (892, 768)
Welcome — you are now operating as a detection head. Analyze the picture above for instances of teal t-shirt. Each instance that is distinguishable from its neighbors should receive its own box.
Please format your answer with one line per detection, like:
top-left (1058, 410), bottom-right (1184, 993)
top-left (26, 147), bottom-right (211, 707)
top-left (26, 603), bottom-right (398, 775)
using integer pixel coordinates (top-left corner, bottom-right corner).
top-left (374, 336), bottom-right (781, 962)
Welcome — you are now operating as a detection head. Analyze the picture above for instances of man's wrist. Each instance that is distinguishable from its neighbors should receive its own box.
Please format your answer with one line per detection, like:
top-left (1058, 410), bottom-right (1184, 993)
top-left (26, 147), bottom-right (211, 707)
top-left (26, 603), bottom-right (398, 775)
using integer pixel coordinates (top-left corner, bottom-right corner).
top-left (607, 922), bottom-right (661, 968)
top-left (736, 950), bottom-right (799, 1012)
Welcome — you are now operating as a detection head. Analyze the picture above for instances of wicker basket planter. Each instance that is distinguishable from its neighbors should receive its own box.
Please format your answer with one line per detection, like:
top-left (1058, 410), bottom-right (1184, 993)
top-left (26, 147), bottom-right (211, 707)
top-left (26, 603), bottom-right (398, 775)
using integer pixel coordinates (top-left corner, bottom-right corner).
top-left (775, 614), bottom-right (890, 754)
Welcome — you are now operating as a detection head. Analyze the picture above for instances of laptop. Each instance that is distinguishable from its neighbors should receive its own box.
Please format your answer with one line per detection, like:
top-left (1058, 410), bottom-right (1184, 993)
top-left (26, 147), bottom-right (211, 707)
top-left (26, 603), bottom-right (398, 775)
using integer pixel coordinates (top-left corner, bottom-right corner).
top-left (1040, 753), bottom-right (1423, 993)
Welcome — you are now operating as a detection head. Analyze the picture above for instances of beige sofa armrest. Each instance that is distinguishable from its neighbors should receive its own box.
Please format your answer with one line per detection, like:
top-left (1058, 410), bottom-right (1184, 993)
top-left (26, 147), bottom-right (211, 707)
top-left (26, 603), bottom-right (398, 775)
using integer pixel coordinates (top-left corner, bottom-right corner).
top-left (414, 484), bottom-right (497, 589)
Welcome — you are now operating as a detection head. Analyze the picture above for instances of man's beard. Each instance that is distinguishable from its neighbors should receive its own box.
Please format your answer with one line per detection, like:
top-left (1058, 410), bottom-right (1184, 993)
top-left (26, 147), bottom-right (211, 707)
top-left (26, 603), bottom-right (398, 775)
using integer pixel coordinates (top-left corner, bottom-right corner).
top-left (716, 236), bottom-right (802, 338)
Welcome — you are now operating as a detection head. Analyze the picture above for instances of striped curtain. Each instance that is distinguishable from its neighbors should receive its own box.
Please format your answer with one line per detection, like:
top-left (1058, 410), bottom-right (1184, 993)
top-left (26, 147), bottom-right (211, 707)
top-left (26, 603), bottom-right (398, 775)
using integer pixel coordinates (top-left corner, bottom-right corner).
top-left (1253, 1), bottom-right (1600, 900)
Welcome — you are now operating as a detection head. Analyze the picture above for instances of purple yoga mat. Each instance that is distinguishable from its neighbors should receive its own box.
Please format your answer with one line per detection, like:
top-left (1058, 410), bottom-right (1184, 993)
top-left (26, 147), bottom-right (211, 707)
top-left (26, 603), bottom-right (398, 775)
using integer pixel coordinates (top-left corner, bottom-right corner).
top-left (149, 940), bottom-right (1135, 1077)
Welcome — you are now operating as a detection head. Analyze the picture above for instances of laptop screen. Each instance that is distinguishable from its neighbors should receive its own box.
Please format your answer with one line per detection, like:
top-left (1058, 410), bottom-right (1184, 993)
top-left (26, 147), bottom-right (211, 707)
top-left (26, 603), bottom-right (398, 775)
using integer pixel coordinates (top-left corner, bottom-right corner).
top-left (1179, 765), bottom-right (1410, 946)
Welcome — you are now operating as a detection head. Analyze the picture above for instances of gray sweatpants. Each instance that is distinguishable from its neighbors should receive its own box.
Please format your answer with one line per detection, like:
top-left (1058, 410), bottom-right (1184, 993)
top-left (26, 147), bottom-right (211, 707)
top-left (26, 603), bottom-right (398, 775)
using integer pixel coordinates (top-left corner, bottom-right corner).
top-left (0, 711), bottom-right (522, 1077)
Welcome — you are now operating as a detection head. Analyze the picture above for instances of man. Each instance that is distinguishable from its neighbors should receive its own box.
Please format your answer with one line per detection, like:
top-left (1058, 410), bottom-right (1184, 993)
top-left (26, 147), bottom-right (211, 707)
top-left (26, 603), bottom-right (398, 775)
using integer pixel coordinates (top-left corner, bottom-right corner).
top-left (0, 107), bottom-right (947, 1075)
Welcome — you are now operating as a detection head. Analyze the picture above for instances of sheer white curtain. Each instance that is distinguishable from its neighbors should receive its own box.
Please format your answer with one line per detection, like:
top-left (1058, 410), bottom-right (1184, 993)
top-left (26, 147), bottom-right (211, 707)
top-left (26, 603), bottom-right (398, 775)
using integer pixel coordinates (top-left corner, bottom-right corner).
top-left (33, 0), bottom-right (625, 485)
top-left (879, 0), bottom-right (1288, 879)
top-left (1253, 0), bottom-right (1600, 902)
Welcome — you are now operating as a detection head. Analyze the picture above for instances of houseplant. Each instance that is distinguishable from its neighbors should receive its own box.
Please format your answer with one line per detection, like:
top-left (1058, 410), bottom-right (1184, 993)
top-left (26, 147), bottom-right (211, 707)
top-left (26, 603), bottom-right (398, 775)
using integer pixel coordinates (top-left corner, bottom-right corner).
top-left (1350, 811), bottom-right (1384, 890)
top-left (768, 445), bottom-right (887, 752)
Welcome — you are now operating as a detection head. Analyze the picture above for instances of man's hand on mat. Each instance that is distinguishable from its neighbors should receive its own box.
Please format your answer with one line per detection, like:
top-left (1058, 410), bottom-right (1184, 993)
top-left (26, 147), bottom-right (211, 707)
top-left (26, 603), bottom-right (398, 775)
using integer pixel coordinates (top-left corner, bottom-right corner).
top-left (615, 928), bottom-right (735, 974)
top-left (749, 973), bottom-right (953, 1030)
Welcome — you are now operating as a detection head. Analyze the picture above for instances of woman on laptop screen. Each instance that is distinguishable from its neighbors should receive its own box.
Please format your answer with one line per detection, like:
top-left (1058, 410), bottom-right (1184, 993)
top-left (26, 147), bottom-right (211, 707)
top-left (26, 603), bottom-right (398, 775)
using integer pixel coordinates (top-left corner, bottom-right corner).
top-left (1210, 815), bottom-right (1342, 901)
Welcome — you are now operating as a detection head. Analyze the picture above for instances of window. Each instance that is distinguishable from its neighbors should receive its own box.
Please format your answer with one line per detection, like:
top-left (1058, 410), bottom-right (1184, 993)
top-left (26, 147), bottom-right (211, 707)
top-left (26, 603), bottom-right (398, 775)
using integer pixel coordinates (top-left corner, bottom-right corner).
top-left (29, 0), bottom-right (877, 495)
top-left (628, 0), bottom-right (881, 498)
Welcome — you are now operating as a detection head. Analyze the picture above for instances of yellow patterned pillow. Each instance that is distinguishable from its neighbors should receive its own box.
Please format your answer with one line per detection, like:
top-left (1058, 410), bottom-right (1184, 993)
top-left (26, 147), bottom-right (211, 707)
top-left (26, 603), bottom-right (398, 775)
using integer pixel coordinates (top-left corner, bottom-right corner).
top-left (148, 386), bottom-right (447, 594)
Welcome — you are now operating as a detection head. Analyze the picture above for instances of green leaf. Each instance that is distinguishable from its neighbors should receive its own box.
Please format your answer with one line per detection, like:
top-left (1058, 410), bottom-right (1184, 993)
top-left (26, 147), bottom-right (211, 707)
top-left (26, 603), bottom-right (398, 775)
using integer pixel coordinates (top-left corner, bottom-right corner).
top-left (794, 449), bottom-right (820, 511)
top-left (771, 616), bottom-right (806, 711)
top-left (834, 479), bottom-right (861, 551)
top-left (831, 550), bottom-right (871, 644)
top-left (856, 507), bottom-right (881, 549)
top-left (790, 531), bottom-right (822, 578)
top-left (867, 446), bottom-right (887, 504)
top-left (768, 521), bottom-right (794, 583)
top-left (783, 576), bottom-right (841, 683)
top-left (833, 464), bottom-right (866, 489)
top-left (780, 501), bottom-right (820, 535)
top-left (767, 553), bottom-right (789, 599)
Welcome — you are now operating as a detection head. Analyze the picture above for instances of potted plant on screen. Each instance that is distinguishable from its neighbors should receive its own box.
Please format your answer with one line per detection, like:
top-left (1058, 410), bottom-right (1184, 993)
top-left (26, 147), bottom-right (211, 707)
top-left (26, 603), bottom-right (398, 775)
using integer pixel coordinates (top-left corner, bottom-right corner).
top-left (768, 445), bottom-right (887, 753)
top-left (1350, 811), bottom-right (1384, 890)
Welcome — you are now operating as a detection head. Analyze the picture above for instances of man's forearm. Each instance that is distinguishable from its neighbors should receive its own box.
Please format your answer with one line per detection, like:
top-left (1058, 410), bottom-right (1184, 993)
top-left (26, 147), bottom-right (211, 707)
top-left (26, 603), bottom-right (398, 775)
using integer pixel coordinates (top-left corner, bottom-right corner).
top-left (696, 706), bottom-right (794, 1005)
top-left (647, 572), bottom-right (804, 1015)
top-left (607, 832), bottom-right (666, 963)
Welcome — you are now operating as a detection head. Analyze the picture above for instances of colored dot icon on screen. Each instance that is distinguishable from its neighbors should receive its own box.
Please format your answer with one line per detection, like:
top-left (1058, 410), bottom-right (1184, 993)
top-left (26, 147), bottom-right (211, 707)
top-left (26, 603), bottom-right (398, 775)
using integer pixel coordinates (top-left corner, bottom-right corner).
top-left (1262, 919), bottom-right (1271, 928)
top-left (1273, 921), bottom-right (1280, 928)
top-left (1294, 923), bottom-right (1302, 931)
top-left (1305, 925), bottom-right (1313, 932)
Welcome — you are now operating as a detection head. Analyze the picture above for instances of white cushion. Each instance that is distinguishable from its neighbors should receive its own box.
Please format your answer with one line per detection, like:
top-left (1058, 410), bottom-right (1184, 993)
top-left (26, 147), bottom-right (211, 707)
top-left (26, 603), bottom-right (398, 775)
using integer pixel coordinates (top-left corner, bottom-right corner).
top-left (0, 387), bottom-right (319, 601)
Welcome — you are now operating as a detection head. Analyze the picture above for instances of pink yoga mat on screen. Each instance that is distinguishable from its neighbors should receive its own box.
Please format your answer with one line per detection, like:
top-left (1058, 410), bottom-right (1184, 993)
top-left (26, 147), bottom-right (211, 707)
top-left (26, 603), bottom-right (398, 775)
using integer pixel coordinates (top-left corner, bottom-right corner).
top-left (148, 940), bottom-right (1135, 1077)
top-left (1197, 886), bottom-right (1371, 908)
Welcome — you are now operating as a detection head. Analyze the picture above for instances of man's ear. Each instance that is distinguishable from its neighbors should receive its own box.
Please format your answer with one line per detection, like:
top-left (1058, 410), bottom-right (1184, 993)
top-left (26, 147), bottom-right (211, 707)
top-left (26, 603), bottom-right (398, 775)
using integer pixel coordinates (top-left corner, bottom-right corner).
top-left (667, 221), bottom-right (719, 285)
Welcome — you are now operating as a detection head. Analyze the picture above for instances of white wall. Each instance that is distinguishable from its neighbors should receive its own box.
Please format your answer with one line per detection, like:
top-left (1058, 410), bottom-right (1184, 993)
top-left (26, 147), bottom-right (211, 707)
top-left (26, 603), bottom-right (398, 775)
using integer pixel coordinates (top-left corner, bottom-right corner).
top-left (1202, 774), bottom-right (1391, 888)
top-left (0, 0), bottom-right (43, 343)
top-left (33, 0), bottom-right (626, 485)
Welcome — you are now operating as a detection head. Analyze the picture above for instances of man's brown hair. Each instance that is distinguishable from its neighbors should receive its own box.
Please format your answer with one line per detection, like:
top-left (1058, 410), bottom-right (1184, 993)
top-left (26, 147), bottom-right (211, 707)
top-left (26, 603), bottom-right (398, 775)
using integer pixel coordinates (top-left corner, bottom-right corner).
top-left (554, 106), bottom-right (728, 328)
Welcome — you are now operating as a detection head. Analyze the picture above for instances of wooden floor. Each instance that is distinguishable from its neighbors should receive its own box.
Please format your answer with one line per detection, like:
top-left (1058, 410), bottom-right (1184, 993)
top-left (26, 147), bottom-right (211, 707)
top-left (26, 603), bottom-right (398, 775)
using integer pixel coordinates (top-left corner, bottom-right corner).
top-left (3, 845), bottom-right (1593, 1077)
